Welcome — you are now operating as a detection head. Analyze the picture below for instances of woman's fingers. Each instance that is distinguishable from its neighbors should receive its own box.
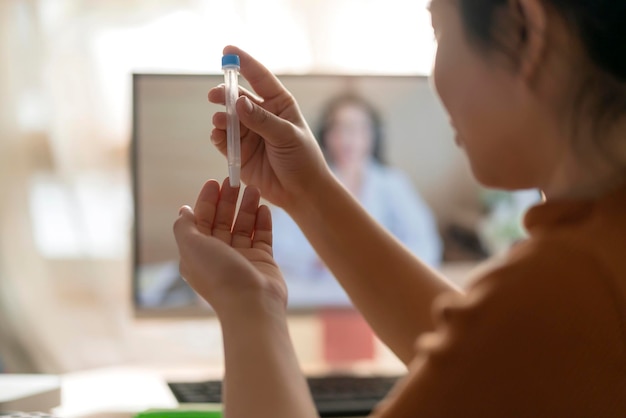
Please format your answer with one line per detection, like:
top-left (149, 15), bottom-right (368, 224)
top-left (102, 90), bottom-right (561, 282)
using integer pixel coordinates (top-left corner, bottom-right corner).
top-left (222, 45), bottom-right (288, 101)
top-left (208, 85), bottom-right (259, 153)
top-left (190, 180), bottom-right (271, 252)
top-left (211, 178), bottom-right (240, 243)
top-left (173, 205), bottom-right (199, 256)
top-left (235, 95), bottom-right (299, 148)
top-left (217, 46), bottom-right (302, 146)
top-left (208, 84), bottom-right (263, 107)
top-left (194, 180), bottom-right (221, 234)
top-left (231, 186), bottom-right (261, 248)
top-left (210, 128), bottom-right (227, 157)
top-left (212, 111), bottom-right (251, 139)
top-left (252, 204), bottom-right (273, 255)
top-left (212, 112), bottom-right (226, 129)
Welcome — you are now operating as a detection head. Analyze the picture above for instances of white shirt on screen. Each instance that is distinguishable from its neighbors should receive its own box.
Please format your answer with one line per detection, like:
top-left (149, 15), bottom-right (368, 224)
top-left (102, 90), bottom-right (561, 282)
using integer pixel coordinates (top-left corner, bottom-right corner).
top-left (272, 161), bottom-right (442, 307)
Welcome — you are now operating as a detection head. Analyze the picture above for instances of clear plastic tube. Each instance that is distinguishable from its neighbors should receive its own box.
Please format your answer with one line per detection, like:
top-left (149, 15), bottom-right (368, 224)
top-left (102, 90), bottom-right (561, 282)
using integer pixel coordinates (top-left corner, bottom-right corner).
top-left (222, 55), bottom-right (241, 187)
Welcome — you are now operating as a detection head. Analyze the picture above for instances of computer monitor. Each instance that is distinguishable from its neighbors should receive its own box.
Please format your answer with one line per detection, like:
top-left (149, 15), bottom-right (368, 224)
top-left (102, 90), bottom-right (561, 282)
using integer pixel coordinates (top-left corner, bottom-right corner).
top-left (131, 73), bottom-right (538, 317)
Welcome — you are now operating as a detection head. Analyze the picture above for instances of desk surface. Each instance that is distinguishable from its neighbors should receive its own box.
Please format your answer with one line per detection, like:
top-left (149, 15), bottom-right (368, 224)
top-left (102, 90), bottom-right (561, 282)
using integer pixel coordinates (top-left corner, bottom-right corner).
top-left (55, 365), bottom-right (381, 418)
top-left (0, 374), bottom-right (60, 402)
top-left (55, 366), bottom-right (179, 418)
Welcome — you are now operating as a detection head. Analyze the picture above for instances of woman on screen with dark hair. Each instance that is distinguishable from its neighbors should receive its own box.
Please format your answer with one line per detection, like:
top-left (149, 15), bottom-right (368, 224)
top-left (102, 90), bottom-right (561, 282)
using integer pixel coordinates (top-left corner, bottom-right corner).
top-left (174, 0), bottom-right (626, 415)
top-left (271, 94), bottom-right (441, 303)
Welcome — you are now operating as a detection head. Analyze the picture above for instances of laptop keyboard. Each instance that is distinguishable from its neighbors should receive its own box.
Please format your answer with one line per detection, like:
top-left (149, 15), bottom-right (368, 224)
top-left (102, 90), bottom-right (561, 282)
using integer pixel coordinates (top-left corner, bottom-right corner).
top-left (168, 374), bottom-right (401, 417)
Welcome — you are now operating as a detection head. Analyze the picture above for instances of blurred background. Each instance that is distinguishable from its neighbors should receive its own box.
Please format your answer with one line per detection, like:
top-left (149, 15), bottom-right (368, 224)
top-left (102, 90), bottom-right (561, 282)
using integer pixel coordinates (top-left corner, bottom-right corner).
top-left (0, 0), bottom-right (533, 376)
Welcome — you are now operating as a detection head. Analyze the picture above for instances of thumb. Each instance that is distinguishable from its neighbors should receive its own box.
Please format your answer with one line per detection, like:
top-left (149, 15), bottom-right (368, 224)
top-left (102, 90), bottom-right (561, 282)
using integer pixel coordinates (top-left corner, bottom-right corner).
top-left (236, 95), bottom-right (298, 147)
top-left (173, 205), bottom-right (199, 251)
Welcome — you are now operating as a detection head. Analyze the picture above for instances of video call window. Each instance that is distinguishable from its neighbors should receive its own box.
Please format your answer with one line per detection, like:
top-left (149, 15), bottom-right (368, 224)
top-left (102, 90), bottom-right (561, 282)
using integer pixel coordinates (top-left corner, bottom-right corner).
top-left (132, 73), bottom-right (538, 316)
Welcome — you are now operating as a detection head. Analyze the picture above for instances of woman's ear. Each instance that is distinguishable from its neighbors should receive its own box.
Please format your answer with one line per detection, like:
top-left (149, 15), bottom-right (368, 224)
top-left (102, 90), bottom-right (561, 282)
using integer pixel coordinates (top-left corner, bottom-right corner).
top-left (514, 0), bottom-right (548, 80)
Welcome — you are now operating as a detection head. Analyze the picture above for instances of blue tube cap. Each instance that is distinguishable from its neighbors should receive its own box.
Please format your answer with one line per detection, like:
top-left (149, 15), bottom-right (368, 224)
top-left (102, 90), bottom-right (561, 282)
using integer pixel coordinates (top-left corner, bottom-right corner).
top-left (222, 54), bottom-right (240, 68)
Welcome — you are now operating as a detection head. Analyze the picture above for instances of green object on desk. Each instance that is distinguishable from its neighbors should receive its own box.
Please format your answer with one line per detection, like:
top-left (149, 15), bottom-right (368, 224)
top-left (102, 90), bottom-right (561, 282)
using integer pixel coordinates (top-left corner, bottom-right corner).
top-left (135, 411), bottom-right (222, 418)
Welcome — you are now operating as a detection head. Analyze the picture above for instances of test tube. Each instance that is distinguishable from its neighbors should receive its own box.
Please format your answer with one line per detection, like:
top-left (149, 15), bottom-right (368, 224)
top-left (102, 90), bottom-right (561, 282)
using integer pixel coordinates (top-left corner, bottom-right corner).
top-left (222, 54), bottom-right (241, 187)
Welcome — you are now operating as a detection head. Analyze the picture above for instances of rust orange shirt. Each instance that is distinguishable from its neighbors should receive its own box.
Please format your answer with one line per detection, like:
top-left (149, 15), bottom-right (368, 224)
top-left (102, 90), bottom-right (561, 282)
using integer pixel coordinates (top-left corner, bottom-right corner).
top-left (375, 183), bottom-right (626, 417)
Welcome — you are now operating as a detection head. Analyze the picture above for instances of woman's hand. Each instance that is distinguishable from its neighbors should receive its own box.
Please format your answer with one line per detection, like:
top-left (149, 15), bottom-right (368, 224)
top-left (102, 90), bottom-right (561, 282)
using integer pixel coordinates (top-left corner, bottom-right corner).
top-left (209, 45), bottom-right (330, 211)
top-left (173, 178), bottom-right (287, 318)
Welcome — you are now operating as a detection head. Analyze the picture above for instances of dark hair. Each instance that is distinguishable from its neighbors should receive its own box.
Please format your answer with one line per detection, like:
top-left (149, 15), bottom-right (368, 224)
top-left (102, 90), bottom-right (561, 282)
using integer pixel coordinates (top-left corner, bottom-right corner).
top-left (458, 0), bottom-right (626, 164)
top-left (316, 94), bottom-right (386, 165)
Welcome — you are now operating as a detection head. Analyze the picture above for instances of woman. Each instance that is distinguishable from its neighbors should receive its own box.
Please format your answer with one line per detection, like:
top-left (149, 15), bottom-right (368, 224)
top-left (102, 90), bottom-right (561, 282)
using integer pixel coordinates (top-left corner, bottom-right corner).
top-left (174, 0), bottom-right (626, 416)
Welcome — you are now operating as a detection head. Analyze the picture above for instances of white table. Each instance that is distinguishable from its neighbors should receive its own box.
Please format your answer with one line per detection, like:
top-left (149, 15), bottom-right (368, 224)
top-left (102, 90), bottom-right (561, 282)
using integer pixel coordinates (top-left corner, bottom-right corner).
top-left (0, 374), bottom-right (61, 412)
top-left (54, 366), bottom-right (220, 418)
top-left (54, 363), bottom-right (390, 418)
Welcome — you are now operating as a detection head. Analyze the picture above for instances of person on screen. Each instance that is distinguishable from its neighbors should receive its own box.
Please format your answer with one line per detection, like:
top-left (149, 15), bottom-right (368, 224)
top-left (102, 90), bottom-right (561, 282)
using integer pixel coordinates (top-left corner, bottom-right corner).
top-left (174, 0), bottom-right (626, 414)
top-left (271, 94), bottom-right (442, 295)
top-left (137, 261), bottom-right (199, 308)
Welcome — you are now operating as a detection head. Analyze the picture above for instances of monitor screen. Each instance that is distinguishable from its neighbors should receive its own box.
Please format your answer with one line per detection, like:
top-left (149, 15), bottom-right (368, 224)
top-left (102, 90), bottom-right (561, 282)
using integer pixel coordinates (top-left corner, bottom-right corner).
top-left (132, 73), bottom-right (538, 317)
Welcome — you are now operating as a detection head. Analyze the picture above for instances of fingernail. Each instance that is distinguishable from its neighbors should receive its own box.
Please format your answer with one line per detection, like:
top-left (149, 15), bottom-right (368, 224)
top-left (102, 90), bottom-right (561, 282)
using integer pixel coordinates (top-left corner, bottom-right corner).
top-left (242, 96), bottom-right (253, 114)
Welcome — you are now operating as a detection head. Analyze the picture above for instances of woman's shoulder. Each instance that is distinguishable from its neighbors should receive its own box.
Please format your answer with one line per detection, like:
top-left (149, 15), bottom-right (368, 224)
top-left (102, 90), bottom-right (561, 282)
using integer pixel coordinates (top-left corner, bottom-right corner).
top-left (521, 184), bottom-right (626, 289)
top-left (472, 235), bottom-right (611, 292)
top-left (381, 237), bottom-right (626, 417)
top-left (465, 235), bottom-right (626, 343)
